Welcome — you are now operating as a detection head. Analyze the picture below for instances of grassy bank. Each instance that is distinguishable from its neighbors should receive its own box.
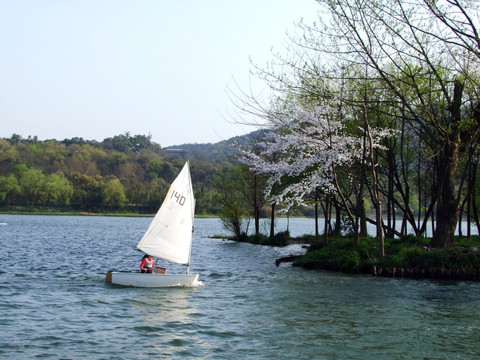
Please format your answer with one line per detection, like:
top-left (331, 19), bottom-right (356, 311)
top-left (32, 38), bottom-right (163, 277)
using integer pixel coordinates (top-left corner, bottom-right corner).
top-left (293, 235), bottom-right (480, 281)
top-left (218, 230), bottom-right (292, 247)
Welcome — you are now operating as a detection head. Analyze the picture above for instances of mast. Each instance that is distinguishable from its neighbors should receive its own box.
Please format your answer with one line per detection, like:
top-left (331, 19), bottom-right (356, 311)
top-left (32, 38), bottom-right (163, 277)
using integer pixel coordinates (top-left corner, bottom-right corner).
top-left (186, 179), bottom-right (196, 274)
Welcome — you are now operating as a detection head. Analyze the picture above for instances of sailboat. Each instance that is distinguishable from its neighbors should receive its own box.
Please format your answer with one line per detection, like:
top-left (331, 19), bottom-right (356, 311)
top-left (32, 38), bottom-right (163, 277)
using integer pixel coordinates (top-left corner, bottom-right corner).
top-left (105, 161), bottom-right (199, 287)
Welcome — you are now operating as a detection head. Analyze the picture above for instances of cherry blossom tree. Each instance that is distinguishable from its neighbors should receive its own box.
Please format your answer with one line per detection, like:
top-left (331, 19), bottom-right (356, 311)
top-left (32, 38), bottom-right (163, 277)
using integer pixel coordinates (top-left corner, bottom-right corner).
top-left (236, 99), bottom-right (393, 247)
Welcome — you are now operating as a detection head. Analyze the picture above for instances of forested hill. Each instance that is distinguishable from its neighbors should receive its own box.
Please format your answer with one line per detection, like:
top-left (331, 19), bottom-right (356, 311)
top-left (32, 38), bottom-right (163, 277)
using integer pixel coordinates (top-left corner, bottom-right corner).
top-left (0, 132), bottom-right (254, 214)
top-left (164, 140), bottom-right (232, 163)
top-left (164, 130), bottom-right (262, 163)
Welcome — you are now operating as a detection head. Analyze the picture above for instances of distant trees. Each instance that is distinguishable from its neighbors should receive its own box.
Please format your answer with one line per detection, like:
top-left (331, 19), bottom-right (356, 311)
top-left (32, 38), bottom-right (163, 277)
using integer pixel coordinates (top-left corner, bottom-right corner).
top-left (69, 172), bottom-right (102, 210)
top-left (0, 175), bottom-right (20, 204)
top-left (0, 164), bottom-right (74, 206)
top-left (0, 133), bottom-right (223, 214)
top-left (102, 178), bottom-right (127, 209)
top-left (43, 173), bottom-right (74, 206)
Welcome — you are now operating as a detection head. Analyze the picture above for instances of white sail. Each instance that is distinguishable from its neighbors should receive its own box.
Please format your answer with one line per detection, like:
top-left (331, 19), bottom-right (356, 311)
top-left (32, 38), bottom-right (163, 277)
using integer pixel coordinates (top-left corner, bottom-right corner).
top-left (136, 162), bottom-right (195, 265)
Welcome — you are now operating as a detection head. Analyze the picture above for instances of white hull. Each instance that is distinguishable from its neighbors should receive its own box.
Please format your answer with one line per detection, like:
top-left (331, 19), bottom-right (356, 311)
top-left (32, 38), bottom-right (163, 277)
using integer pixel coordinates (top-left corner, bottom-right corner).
top-left (106, 271), bottom-right (199, 288)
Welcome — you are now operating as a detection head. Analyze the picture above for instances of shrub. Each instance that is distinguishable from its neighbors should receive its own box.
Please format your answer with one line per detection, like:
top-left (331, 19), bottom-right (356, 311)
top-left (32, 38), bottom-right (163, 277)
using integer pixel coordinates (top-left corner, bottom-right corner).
top-left (243, 230), bottom-right (290, 246)
top-left (390, 247), bottom-right (424, 268)
top-left (271, 230), bottom-right (290, 246)
top-left (342, 249), bottom-right (361, 272)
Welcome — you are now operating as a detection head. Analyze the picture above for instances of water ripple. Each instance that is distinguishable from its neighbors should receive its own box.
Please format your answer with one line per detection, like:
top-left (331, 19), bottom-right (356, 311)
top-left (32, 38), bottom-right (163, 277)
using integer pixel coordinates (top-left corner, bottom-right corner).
top-left (1, 215), bottom-right (480, 359)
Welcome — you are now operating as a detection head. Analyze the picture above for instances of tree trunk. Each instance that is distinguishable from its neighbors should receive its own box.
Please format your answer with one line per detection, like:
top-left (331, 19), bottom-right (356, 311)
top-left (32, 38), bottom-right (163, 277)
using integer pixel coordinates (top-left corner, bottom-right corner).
top-left (386, 148), bottom-right (396, 238)
top-left (269, 202), bottom-right (275, 239)
top-left (430, 145), bottom-right (460, 248)
top-left (323, 195), bottom-right (329, 246)
top-left (253, 175), bottom-right (260, 235)
top-left (378, 201), bottom-right (385, 257)
top-left (470, 157), bottom-right (480, 235)
top-left (334, 202), bottom-right (341, 235)
top-left (365, 111), bottom-right (385, 256)
top-left (430, 81), bottom-right (464, 248)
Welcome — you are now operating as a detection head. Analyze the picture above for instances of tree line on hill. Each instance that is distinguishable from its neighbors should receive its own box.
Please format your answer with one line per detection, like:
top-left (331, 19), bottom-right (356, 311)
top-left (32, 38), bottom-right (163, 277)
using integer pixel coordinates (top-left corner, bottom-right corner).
top-left (0, 133), bottom-right (231, 214)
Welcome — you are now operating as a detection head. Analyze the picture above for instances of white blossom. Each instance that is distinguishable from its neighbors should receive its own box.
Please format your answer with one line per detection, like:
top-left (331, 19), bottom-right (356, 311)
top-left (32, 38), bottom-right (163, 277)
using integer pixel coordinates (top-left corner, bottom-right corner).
top-left (236, 101), bottom-right (393, 211)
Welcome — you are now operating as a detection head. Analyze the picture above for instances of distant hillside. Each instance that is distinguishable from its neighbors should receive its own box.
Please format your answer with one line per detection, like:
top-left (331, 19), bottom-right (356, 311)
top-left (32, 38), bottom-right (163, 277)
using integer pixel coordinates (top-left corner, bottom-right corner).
top-left (0, 130), bottom-right (270, 214)
top-left (164, 130), bottom-right (264, 163)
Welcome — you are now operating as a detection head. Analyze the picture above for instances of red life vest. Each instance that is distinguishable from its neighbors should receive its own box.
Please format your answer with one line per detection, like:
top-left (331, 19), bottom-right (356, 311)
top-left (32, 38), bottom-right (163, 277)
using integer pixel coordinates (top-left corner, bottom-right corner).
top-left (144, 258), bottom-right (154, 269)
top-left (141, 257), bottom-right (155, 269)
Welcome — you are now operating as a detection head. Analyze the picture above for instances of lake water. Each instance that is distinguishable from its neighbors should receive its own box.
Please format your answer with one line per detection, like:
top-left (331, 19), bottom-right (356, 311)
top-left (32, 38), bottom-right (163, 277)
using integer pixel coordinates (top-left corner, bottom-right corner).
top-left (1, 214), bottom-right (480, 359)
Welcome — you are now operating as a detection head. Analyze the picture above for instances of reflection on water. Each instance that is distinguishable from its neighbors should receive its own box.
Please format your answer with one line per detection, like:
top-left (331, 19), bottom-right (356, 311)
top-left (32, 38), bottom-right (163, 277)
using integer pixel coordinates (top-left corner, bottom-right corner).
top-left (131, 289), bottom-right (198, 326)
top-left (129, 288), bottom-right (217, 358)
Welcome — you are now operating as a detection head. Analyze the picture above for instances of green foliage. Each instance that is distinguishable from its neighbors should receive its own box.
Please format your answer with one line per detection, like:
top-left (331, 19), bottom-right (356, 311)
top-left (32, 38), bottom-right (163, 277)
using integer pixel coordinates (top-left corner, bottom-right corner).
top-left (295, 235), bottom-right (480, 274)
top-left (271, 230), bottom-right (290, 246)
top-left (214, 165), bottom-right (250, 238)
top-left (102, 178), bottom-right (127, 209)
top-left (43, 173), bottom-right (74, 206)
top-left (244, 230), bottom-right (290, 246)
top-left (147, 160), bottom-right (177, 182)
top-left (18, 167), bottom-right (45, 204)
top-left (218, 201), bottom-right (248, 239)
top-left (69, 172), bottom-right (102, 210)
top-left (390, 247), bottom-right (424, 268)
top-left (295, 237), bottom-right (368, 272)
top-left (0, 134), bottom-right (226, 214)
top-left (386, 245), bottom-right (480, 271)
top-left (0, 174), bottom-right (20, 204)
top-left (385, 235), bottom-right (428, 254)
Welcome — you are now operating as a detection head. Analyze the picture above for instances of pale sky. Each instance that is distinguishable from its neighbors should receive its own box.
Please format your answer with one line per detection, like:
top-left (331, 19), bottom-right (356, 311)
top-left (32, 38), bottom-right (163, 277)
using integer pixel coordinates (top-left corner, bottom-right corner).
top-left (0, 0), bottom-right (320, 147)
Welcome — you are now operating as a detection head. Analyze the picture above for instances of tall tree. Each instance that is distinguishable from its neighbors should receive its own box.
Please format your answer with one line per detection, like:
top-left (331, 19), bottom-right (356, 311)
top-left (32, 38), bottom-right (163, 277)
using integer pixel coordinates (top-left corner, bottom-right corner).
top-left (102, 178), bottom-right (127, 210)
top-left (213, 165), bottom-right (249, 239)
top-left (289, 0), bottom-right (480, 247)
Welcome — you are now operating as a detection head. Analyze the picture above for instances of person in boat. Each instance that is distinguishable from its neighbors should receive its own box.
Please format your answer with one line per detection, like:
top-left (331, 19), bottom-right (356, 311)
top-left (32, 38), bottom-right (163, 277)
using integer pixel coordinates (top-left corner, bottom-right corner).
top-left (140, 254), bottom-right (155, 273)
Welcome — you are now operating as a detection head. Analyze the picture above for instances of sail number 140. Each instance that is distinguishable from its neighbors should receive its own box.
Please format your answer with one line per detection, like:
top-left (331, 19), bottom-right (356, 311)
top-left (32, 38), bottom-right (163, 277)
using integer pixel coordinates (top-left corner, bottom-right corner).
top-left (171, 190), bottom-right (186, 206)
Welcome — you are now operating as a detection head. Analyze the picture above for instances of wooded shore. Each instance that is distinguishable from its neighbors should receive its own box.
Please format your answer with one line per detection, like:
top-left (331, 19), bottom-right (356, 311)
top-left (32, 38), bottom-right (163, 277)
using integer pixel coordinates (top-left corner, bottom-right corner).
top-left (272, 235), bottom-right (480, 282)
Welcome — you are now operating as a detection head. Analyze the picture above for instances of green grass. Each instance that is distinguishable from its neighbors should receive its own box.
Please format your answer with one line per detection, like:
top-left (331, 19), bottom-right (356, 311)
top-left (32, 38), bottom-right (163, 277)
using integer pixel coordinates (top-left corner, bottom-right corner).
top-left (293, 235), bottom-right (480, 275)
top-left (240, 230), bottom-right (291, 247)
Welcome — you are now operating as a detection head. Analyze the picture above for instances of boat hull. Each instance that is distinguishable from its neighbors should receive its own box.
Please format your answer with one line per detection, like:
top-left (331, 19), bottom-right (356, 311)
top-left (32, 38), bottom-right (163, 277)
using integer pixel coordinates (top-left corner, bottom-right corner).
top-left (106, 271), bottom-right (199, 288)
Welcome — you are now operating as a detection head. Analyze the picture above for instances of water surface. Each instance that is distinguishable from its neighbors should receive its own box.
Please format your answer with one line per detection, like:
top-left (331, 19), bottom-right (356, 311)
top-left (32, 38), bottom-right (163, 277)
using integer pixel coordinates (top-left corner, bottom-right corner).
top-left (0, 215), bottom-right (479, 359)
